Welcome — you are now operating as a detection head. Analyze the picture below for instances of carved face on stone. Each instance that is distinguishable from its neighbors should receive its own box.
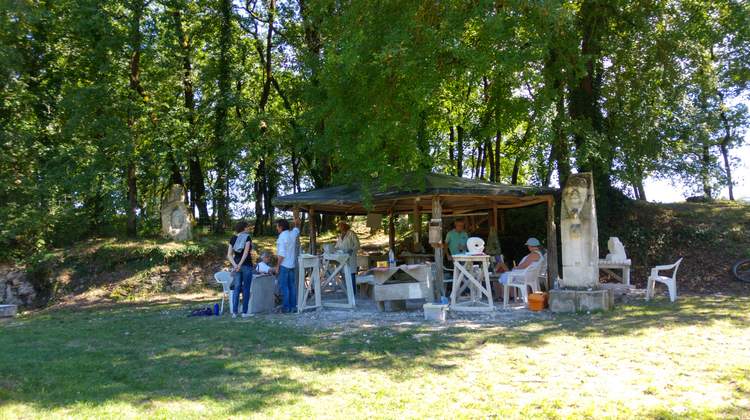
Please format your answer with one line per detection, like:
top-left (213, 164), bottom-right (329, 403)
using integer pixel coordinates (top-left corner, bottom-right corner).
top-left (168, 185), bottom-right (183, 203)
top-left (563, 177), bottom-right (590, 218)
top-left (170, 208), bottom-right (186, 229)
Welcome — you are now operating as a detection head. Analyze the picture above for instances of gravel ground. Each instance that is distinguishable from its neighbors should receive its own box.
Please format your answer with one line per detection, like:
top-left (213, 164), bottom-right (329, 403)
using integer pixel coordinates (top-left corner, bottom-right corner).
top-left (262, 297), bottom-right (554, 330)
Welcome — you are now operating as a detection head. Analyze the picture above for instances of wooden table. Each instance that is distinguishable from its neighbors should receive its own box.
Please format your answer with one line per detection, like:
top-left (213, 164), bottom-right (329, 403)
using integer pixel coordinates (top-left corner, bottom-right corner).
top-left (297, 254), bottom-right (322, 312)
top-left (369, 264), bottom-right (433, 311)
top-left (321, 252), bottom-right (356, 308)
top-left (598, 259), bottom-right (632, 286)
top-left (450, 254), bottom-right (494, 312)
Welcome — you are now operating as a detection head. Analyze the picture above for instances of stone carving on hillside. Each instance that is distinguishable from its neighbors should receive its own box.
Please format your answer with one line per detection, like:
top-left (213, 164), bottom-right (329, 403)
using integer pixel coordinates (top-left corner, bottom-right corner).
top-left (161, 184), bottom-right (192, 241)
top-left (559, 173), bottom-right (599, 288)
top-left (0, 267), bottom-right (36, 307)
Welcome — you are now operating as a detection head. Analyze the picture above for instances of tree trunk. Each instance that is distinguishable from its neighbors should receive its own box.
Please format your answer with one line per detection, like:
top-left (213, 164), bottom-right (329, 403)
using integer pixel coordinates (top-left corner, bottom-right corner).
top-left (172, 6), bottom-right (209, 224)
top-left (456, 125), bottom-right (464, 176)
top-left (718, 106), bottom-right (735, 201)
top-left (448, 126), bottom-right (455, 169)
top-left (213, 0), bottom-right (232, 233)
top-left (254, 159), bottom-right (266, 234)
top-left (567, 0), bottom-right (610, 193)
top-left (636, 178), bottom-right (646, 201)
top-left (511, 156), bottom-right (521, 185)
top-left (188, 156), bottom-right (209, 224)
top-left (486, 139), bottom-right (495, 182)
top-left (701, 145), bottom-right (712, 199)
top-left (719, 142), bottom-right (734, 201)
top-left (553, 94), bottom-right (571, 188)
top-left (125, 0), bottom-right (146, 238)
top-left (126, 161), bottom-right (138, 237)
top-left (495, 131), bottom-right (501, 182)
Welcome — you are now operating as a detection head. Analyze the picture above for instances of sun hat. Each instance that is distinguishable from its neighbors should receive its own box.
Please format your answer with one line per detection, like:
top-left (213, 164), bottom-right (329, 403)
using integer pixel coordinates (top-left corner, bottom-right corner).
top-left (525, 237), bottom-right (541, 247)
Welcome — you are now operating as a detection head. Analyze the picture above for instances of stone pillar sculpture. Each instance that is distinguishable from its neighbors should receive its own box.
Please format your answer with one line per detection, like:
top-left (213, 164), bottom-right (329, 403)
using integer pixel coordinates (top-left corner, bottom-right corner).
top-left (559, 173), bottom-right (598, 288)
top-left (161, 184), bottom-right (193, 241)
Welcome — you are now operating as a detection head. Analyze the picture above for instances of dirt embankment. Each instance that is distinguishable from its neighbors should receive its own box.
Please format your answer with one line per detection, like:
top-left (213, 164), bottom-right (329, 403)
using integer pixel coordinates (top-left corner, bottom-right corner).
top-left (600, 201), bottom-right (750, 296)
top-left (4, 201), bottom-right (749, 310)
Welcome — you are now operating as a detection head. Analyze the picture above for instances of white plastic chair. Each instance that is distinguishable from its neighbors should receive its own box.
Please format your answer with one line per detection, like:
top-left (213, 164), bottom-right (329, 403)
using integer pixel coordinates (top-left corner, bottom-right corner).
top-left (646, 258), bottom-right (683, 302)
top-left (503, 257), bottom-right (545, 308)
top-left (214, 271), bottom-right (235, 315)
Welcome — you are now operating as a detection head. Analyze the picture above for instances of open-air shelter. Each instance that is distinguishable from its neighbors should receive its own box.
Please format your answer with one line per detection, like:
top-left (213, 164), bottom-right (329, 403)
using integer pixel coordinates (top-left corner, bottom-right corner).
top-left (273, 173), bottom-right (560, 295)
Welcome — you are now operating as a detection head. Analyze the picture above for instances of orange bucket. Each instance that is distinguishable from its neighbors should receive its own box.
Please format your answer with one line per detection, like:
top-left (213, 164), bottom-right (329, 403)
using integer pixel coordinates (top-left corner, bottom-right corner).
top-left (528, 292), bottom-right (548, 311)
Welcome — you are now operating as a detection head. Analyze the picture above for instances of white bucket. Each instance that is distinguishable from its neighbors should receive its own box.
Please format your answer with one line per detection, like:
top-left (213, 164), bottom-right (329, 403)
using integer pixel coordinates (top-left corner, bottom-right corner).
top-left (423, 303), bottom-right (448, 322)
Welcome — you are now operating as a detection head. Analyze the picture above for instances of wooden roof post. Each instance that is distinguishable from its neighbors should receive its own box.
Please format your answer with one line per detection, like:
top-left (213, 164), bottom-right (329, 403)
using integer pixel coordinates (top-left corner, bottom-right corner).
top-left (546, 196), bottom-right (559, 290)
top-left (388, 210), bottom-right (396, 252)
top-left (413, 198), bottom-right (421, 251)
top-left (309, 207), bottom-right (317, 254)
top-left (432, 196), bottom-right (444, 300)
top-left (292, 206), bottom-right (302, 230)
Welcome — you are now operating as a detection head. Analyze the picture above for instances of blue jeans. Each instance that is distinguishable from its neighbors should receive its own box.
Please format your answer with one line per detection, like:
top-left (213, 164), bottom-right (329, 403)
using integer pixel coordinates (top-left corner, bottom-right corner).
top-left (232, 265), bottom-right (253, 314)
top-left (279, 266), bottom-right (297, 312)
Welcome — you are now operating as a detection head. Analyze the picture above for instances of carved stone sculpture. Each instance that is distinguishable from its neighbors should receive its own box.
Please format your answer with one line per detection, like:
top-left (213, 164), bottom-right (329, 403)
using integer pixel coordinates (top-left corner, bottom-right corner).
top-left (604, 237), bottom-right (628, 263)
top-left (161, 184), bottom-right (192, 241)
top-left (559, 173), bottom-right (598, 288)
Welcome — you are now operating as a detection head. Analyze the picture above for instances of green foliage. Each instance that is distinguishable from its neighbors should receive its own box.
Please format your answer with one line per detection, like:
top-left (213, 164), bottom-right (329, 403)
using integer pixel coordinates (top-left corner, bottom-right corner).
top-left (0, 0), bottom-right (749, 258)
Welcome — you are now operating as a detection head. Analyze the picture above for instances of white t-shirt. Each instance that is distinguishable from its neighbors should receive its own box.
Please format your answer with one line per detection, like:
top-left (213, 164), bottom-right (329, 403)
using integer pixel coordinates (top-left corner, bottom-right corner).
top-left (256, 261), bottom-right (273, 274)
top-left (276, 227), bottom-right (300, 269)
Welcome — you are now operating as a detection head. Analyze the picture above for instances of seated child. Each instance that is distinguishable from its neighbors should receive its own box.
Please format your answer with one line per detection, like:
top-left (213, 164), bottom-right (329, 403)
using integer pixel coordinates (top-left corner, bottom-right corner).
top-left (256, 252), bottom-right (277, 275)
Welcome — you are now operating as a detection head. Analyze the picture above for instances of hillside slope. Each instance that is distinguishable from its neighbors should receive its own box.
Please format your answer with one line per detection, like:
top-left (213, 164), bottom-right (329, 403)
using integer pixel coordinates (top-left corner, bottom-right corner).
top-left (3, 201), bottom-right (749, 309)
top-left (602, 201), bottom-right (750, 295)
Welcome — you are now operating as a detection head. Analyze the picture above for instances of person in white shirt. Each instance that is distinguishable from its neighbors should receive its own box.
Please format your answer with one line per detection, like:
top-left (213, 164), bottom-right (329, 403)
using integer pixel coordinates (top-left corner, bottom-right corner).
top-left (256, 252), bottom-right (276, 275)
top-left (275, 217), bottom-right (301, 313)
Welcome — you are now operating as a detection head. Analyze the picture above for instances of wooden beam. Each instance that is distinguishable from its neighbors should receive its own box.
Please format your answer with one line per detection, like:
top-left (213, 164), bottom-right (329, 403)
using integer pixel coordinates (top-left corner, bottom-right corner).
top-left (432, 196), bottom-right (444, 301)
top-left (388, 210), bottom-right (396, 251)
top-left (413, 197), bottom-right (421, 251)
top-left (308, 207), bottom-right (317, 254)
top-left (546, 197), bottom-right (559, 290)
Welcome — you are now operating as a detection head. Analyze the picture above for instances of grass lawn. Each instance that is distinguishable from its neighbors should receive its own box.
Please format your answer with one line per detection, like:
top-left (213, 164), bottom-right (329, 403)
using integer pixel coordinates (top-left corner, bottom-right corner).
top-left (1, 296), bottom-right (749, 419)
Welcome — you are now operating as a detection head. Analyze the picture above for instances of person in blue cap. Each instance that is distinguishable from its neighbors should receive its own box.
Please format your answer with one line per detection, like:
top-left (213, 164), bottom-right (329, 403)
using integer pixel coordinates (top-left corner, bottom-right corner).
top-left (492, 237), bottom-right (544, 298)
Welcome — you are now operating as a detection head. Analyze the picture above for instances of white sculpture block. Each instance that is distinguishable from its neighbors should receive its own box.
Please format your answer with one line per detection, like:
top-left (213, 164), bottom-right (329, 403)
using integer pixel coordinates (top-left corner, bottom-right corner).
top-left (559, 173), bottom-right (599, 288)
top-left (161, 184), bottom-right (192, 241)
top-left (605, 237), bottom-right (629, 263)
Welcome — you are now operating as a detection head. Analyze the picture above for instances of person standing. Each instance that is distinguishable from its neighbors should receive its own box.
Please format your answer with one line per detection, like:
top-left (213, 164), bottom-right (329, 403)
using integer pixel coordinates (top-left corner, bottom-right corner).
top-left (275, 217), bottom-right (301, 313)
top-left (335, 221), bottom-right (360, 292)
top-left (227, 221), bottom-right (253, 318)
top-left (445, 220), bottom-right (469, 261)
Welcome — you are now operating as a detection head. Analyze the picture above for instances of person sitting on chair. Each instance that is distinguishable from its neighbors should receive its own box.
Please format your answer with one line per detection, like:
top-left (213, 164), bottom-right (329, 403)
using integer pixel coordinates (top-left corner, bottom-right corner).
top-left (492, 237), bottom-right (543, 299)
top-left (256, 252), bottom-right (276, 275)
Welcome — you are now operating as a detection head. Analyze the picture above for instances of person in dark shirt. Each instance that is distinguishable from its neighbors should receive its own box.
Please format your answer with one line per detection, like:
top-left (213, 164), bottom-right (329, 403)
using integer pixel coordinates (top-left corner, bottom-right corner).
top-left (227, 221), bottom-right (253, 318)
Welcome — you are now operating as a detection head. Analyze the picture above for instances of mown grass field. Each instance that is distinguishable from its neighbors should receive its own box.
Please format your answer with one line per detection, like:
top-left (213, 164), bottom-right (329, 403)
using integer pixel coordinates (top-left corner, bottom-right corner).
top-left (2, 295), bottom-right (749, 419)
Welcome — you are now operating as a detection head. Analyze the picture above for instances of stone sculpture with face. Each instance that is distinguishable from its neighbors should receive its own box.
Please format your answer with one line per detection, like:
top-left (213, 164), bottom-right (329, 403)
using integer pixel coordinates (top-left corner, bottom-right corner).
top-left (161, 184), bottom-right (192, 241)
top-left (559, 173), bottom-right (599, 288)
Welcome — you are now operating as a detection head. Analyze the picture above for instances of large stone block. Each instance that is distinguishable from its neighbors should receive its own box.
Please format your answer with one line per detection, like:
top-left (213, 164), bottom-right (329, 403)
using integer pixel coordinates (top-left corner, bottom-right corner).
top-left (549, 289), bottom-right (614, 313)
top-left (548, 289), bottom-right (578, 313)
top-left (0, 304), bottom-right (17, 317)
top-left (249, 274), bottom-right (276, 314)
top-left (577, 289), bottom-right (614, 311)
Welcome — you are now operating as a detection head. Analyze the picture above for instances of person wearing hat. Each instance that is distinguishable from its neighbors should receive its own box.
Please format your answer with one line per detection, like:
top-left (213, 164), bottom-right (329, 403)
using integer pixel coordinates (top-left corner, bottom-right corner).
top-left (335, 221), bottom-right (360, 291)
top-left (492, 237), bottom-right (544, 299)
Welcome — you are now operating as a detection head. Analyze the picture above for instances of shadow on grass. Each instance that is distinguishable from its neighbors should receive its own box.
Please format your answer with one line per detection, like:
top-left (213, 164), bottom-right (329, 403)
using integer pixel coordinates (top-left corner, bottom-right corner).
top-left (1, 295), bottom-right (748, 415)
top-left (0, 301), bottom-right (468, 414)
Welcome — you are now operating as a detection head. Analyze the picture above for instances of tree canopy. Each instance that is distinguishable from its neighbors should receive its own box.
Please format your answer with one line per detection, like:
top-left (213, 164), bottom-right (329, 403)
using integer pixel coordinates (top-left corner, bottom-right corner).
top-left (1, 0), bottom-right (748, 258)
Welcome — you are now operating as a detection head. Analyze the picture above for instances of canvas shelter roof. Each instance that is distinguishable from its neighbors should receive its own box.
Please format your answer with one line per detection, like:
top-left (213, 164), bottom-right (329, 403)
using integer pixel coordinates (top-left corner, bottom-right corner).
top-left (273, 173), bottom-right (558, 215)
